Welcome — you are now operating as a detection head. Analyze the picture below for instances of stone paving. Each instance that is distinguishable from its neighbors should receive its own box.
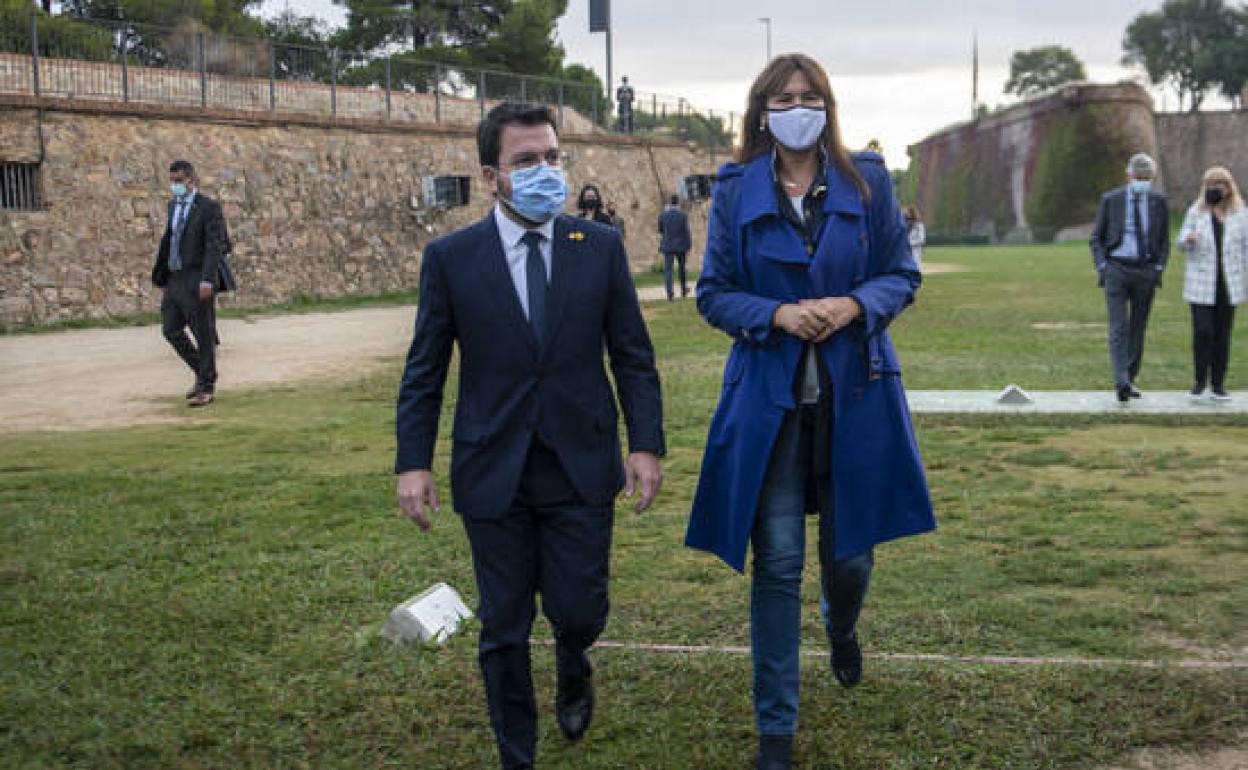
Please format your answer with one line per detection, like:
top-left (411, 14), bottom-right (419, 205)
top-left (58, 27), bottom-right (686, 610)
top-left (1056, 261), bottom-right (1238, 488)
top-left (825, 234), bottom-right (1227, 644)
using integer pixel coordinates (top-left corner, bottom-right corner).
top-left (907, 389), bottom-right (1248, 415)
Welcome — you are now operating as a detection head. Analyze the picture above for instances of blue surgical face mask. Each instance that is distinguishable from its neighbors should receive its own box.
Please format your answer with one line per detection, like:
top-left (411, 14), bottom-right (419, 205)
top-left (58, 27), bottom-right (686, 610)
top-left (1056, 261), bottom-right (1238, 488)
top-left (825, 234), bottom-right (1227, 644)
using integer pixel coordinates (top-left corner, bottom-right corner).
top-left (766, 106), bottom-right (827, 151)
top-left (170, 182), bottom-right (189, 199)
top-left (500, 163), bottom-right (567, 224)
top-left (1128, 179), bottom-right (1152, 195)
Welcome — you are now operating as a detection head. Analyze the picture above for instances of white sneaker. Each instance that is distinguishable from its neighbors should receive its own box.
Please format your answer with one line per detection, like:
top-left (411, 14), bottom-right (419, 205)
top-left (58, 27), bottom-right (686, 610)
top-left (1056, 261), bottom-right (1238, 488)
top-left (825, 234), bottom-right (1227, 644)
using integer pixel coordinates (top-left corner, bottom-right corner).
top-left (1210, 389), bottom-right (1232, 402)
top-left (1189, 386), bottom-right (1206, 401)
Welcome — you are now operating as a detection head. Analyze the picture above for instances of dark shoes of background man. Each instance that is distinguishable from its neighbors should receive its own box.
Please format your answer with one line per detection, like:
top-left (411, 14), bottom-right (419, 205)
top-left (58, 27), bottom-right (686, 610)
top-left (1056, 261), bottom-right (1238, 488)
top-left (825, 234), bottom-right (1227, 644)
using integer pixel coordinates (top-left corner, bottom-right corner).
top-left (1116, 384), bottom-right (1142, 403)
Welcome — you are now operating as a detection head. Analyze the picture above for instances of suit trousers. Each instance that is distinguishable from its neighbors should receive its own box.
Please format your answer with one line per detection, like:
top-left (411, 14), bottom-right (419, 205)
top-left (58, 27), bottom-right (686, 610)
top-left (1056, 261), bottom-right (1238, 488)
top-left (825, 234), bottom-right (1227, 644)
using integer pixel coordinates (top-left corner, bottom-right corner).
top-left (461, 439), bottom-right (614, 770)
top-left (160, 271), bottom-right (218, 393)
top-left (1103, 260), bottom-right (1157, 388)
top-left (663, 251), bottom-right (688, 300)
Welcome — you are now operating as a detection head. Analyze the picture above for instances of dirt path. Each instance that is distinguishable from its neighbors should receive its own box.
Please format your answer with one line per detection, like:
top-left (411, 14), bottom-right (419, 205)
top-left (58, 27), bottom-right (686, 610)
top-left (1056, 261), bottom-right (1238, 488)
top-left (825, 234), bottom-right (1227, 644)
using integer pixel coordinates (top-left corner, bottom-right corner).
top-left (0, 287), bottom-right (674, 432)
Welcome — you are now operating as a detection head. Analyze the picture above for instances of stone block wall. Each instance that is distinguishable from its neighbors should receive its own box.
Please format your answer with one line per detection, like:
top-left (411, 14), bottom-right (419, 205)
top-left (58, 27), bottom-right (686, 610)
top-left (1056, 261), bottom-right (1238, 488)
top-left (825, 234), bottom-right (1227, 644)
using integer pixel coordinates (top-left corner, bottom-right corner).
top-left (1154, 110), bottom-right (1248, 213)
top-left (906, 83), bottom-right (1158, 242)
top-left (0, 98), bottom-right (716, 327)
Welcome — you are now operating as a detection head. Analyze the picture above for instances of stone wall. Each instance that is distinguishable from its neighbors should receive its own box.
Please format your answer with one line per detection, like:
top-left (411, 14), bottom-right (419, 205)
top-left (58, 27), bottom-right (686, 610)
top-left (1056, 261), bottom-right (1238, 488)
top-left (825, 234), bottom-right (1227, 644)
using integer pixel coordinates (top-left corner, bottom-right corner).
top-left (906, 83), bottom-right (1157, 243)
top-left (906, 83), bottom-right (1248, 243)
top-left (1154, 110), bottom-right (1248, 212)
top-left (0, 97), bottom-right (717, 327)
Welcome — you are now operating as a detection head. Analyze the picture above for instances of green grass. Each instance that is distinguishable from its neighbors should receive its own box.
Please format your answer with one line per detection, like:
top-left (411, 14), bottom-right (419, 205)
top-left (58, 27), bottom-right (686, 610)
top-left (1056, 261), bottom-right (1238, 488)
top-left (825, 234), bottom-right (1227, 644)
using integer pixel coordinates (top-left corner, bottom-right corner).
top-left (2, 243), bottom-right (1246, 768)
top-left (897, 242), bottom-right (1245, 389)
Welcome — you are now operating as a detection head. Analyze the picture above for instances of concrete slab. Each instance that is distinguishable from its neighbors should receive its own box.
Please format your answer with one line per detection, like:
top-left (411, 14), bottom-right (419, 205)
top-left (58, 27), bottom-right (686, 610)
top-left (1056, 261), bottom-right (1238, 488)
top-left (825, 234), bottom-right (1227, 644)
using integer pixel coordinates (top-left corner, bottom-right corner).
top-left (907, 390), bottom-right (1248, 414)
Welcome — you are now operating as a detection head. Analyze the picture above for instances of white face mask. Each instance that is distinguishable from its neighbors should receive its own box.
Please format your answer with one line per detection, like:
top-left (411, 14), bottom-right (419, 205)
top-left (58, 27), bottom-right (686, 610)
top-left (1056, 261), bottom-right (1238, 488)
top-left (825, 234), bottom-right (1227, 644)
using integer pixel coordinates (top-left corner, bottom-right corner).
top-left (766, 106), bottom-right (827, 151)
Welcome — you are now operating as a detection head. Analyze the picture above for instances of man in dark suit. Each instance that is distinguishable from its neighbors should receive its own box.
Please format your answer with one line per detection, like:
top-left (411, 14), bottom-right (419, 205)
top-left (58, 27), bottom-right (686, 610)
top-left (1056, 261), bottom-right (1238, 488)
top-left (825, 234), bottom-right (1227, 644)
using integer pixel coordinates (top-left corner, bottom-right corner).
top-left (151, 160), bottom-right (232, 407)
top-left (395, 103), bottom-right (664, 770)
top-left (657, 194), bottom-right (692, 300)
top-left (1090, 152), bottom-right (1171, 403)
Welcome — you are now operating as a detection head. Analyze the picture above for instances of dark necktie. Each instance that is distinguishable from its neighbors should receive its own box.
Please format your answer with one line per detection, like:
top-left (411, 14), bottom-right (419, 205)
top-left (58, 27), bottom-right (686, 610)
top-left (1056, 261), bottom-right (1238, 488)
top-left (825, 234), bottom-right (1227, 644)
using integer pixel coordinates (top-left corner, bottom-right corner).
top-left (1132, 194), bottom-right (1147, 260)
top-left (169, 201), bottom-right (187, 271)
top-left (521, 231), bottom-right (547, 344)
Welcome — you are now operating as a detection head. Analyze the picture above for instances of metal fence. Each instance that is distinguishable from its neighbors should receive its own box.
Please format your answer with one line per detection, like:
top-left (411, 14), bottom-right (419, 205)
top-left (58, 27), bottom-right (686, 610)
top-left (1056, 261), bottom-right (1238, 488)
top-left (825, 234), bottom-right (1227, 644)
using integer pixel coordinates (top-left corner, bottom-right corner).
top-left (0, 13), bottom-right (737, 148)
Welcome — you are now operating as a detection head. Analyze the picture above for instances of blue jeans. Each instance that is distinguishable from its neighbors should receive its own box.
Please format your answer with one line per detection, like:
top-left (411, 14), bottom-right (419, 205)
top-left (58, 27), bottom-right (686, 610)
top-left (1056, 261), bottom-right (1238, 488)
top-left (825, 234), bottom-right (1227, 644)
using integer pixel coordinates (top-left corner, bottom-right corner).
top-left (751, 406), bottom-right (873, 736)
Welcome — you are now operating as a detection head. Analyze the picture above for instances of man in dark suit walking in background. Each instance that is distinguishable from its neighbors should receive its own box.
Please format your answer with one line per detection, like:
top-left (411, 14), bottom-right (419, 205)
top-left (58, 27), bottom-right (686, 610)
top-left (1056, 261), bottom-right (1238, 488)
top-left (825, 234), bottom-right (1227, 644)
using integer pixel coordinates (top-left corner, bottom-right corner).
top-left (657, 193), bottom-right (692, 300)
top-left (1090, 152), bottom-right (1171, 403)
top-left (151, 160), bottom-right (233, 407)
top-left (395, 103), bottom-right (665, 770)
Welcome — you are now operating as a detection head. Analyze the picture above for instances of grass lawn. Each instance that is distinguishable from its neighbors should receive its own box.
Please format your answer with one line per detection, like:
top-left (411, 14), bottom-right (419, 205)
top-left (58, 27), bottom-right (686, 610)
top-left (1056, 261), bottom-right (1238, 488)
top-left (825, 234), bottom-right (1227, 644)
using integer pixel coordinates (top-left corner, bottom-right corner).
top-left (1, 243), bottom-right (1246, 769)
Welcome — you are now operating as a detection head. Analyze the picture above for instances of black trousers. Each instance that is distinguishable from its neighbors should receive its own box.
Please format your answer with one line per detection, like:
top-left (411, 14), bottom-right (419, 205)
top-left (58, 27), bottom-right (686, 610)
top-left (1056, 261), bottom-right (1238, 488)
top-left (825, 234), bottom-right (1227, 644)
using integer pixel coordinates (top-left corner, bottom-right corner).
top-left (1191, 275), bottom-right (1236, 390)
top-left (461, 440), bottom-right (613, 770)
top-left (160, 272), bottom-right (218, 393)
top-left (663, 251), bottom-right (688, 299)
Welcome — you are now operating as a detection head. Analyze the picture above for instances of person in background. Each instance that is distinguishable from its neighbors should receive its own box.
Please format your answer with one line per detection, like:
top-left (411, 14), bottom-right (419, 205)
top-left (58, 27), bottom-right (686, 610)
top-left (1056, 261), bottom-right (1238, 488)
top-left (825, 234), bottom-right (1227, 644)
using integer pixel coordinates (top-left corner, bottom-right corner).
top-left (1178, 166), bottom-right (1248, 400)
top-left (904, 205), bottom-right (925, 269)
top-left (150, 159), bottom-right (234, 408)
top-left (658, 194), bottom-right (692, 300)
top-left (605, 202), bottom-right (626, 238)
top-left (1089, 152), bottom-right (1171, 403)
top-left (684, 54), bottom-right (935, 770)
top-left (577, 183), bottom-right (613, 225)
top-left (616, 76), bottom-right (635, 134)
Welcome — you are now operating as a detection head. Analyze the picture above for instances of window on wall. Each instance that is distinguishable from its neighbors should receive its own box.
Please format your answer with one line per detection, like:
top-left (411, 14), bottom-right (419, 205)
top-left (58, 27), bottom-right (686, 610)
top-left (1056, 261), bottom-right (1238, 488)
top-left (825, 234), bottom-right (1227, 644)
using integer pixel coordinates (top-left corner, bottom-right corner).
top-left (0, 163), bottom-right (42, 211)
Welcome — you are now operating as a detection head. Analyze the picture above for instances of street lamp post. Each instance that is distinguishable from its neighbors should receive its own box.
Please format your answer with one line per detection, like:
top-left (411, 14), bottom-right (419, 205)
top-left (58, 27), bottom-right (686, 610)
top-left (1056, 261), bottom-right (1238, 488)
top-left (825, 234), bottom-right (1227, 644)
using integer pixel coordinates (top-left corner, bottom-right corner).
top-left (758, 17), bottom-right (772, 63)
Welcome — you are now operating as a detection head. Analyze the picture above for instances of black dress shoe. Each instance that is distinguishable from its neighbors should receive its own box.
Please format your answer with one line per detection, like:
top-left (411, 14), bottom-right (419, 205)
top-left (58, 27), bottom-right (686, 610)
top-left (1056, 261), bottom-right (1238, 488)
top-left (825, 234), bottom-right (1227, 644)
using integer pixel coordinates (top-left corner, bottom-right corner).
top-left (1116, 385), bottom-right (1131, 403)
top-left (1128, 384), bottom-right (1142, 398)
top-left (756, 734), bottom-right (793, 770)
top-left (555, 673), bottom-right (594, 740)
top-left (831, 635), bottom-right (863, 688)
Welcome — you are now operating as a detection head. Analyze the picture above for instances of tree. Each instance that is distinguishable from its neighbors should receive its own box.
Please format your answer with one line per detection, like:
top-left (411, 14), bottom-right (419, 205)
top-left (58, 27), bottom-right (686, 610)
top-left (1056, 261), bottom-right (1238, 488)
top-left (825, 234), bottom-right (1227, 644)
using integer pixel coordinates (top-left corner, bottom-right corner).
top-left (331, 0), bottom-right (511, 55)
top-left (1003, 45), bottom-right (1087, 98)
top-left (1122, 0), bottom-right (1239, 111)
top-left (1206, 6), bottom-right (1248, 107)
top-left (559, 62), bottom-right (607, 123)
top-left (471, 0), bottom-right (565, 76)
top-left (61, 0), bottom-right (264, 36)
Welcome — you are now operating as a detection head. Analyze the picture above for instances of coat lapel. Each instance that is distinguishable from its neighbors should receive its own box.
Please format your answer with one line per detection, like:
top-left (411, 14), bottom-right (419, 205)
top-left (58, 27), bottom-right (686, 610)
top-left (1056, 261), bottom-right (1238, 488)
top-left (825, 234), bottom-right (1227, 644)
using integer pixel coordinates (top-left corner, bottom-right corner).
top-left (476, 215), bottom-right (539, 354)
top-left (543, 215), bottom-right (582, 350)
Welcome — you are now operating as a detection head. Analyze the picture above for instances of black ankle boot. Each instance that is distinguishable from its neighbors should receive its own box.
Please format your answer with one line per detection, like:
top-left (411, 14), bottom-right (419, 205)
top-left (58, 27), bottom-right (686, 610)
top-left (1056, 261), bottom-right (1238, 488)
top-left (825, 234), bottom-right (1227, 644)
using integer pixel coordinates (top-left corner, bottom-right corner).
top-left (831, 635), bottom-right (863, 688)
top-left (756, 734), bottom-right (793, 770)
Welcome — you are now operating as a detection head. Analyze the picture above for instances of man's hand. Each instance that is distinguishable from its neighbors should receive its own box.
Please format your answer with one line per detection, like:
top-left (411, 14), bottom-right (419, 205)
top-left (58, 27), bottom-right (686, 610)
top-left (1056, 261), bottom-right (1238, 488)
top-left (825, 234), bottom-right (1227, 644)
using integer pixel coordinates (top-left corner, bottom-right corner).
top-left (398, 469), bottom-right (439, 531)
top-left (801, 297), bottom-right (862, 342)
top-left (623, 452), bottom-right (662, 514)
top-left (772, 304), bottom-right (826, 341)
top-left (199, 283), bottom-right (214, 302)
top-left (1184, 232), bottom-right (1199, 246)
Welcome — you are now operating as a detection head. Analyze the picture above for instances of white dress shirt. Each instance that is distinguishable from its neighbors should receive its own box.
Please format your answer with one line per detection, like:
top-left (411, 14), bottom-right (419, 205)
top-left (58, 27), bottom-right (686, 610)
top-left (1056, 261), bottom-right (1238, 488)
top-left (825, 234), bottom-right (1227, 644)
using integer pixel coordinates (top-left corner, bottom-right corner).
top-left (493, 204), bottom-right (554, 321)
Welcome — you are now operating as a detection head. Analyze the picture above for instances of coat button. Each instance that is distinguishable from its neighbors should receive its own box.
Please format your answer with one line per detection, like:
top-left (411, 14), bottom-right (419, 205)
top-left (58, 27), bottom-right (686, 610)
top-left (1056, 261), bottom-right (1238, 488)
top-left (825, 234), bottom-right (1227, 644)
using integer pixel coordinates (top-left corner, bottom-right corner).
top-left (852, 388), bottom-right (864, 400)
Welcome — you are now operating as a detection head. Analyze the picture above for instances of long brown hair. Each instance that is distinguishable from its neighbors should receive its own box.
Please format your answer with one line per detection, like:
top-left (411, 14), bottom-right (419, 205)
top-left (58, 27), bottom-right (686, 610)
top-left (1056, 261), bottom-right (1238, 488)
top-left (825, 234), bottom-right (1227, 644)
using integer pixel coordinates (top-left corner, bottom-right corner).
top-left (737, 54), bottom-right (868, 200)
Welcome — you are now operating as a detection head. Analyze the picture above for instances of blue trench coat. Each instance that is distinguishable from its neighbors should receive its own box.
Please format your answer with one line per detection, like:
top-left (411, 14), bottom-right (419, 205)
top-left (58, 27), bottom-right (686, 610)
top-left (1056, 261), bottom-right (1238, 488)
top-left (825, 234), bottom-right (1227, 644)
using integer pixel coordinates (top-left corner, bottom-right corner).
top-left (685, 151), bottom-right (936, 572)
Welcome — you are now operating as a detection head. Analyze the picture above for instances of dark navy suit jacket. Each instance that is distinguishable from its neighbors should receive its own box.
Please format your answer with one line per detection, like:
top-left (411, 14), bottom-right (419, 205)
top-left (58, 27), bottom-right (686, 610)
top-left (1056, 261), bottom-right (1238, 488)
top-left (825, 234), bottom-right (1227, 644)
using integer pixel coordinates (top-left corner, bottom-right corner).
top-left (395, 211), bottom-right (665, 516)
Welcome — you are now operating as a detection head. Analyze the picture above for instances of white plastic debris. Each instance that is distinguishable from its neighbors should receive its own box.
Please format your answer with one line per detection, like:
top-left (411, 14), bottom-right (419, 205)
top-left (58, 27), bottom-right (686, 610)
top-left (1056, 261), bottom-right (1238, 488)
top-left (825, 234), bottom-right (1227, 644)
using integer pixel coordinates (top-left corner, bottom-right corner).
top-left (382, 582), bottom-right (473, 646)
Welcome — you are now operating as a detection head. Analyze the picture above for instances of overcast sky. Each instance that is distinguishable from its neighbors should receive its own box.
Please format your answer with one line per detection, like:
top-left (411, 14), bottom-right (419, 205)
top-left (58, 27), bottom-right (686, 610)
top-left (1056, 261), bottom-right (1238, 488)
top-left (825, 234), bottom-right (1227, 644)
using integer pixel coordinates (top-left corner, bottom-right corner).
top-left (257, 0), bottom-right (1210, 165)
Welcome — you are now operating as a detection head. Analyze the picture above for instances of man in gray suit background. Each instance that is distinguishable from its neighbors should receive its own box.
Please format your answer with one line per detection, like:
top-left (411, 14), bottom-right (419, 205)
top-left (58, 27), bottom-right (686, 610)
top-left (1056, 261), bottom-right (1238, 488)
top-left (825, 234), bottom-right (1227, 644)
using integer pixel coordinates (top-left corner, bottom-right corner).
top-left (1090, 152), bottom-right (1171, 403)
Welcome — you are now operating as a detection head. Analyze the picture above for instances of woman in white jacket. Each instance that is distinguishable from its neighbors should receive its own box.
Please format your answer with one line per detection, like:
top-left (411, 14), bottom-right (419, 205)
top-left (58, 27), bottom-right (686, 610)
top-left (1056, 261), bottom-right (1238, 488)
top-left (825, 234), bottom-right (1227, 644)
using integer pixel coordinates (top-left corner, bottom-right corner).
top-left (904, 205), bottom-right (925, 268)
top-left (1178, 166), bottom-right (1248, 400)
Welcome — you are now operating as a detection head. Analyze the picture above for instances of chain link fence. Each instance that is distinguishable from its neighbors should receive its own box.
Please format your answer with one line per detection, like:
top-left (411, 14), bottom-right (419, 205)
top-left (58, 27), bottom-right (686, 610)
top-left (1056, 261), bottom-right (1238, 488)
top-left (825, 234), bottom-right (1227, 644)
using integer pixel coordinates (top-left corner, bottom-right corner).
top-left (0, 12), bottom-right (737, 148)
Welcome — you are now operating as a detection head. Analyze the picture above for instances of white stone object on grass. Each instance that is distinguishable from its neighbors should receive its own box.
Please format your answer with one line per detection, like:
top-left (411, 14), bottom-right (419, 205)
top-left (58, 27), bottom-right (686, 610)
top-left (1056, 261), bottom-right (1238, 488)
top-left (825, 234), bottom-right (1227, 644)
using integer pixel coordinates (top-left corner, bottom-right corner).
top-left (383, 582), bottom-right (473, 646)
top-left (996, 383), bottom-right (1033, 405)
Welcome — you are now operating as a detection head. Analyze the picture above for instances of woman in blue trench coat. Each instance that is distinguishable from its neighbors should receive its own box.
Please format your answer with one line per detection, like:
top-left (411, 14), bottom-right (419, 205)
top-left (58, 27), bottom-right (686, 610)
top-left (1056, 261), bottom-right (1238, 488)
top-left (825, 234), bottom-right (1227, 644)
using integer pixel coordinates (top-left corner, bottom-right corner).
top-left (684, 54), bottom-right (936, 770)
